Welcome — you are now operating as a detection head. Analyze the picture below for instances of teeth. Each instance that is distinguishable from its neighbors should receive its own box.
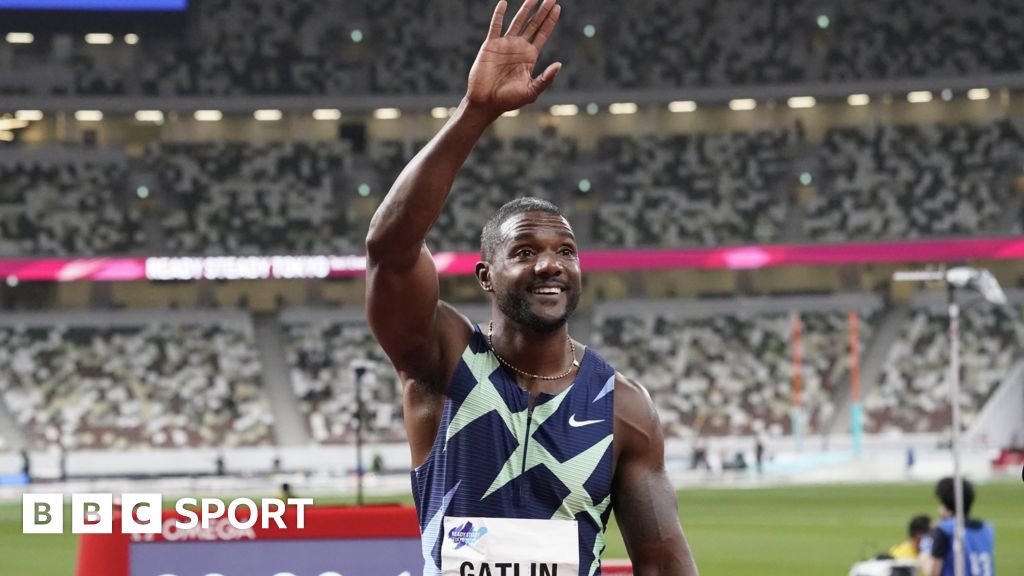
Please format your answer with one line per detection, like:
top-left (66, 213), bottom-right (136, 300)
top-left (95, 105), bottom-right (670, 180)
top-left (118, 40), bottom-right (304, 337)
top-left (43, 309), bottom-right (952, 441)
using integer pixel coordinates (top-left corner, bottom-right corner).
top-left (533, 288), bottom-right (562, 295)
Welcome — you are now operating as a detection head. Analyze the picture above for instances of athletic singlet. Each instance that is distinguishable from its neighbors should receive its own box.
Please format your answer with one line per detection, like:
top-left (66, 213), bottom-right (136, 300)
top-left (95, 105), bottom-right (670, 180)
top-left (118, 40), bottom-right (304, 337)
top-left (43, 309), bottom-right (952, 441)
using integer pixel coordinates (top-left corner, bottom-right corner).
top-left (412, 324), bottom-right (616, 576)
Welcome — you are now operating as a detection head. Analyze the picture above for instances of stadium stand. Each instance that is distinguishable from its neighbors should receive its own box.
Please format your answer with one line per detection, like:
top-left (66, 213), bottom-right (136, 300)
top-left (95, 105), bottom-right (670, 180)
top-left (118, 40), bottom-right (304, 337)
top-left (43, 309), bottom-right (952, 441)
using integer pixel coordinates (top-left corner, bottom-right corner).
top-left (0, 154), bottom-right (143, 256)
top-left (820, 0), bottom-right (1024, 82)
top-left (592, 129), bottom-right (794, 247)
top-left (804, 120), bottom-right (1024, 241)
top-left (2, 0), bottom-right (1023, 96)
top-left (0, 313), bottom-right (275, 450)
top-left (1, 116), bottom-right (1020, 253)
top-left (143, 140), bottom-right (360, 255)
top-left (594, 296), bottom-right (881, 438)
top-left (284, 317), bottom-right (404, 445)
top-left (864, 303), bottom-right (1021, 434)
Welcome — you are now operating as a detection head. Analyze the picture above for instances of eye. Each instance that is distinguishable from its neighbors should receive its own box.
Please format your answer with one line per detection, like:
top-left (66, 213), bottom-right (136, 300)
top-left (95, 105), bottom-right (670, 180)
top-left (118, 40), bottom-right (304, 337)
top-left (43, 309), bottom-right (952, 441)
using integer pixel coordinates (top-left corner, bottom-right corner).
top-left (560, 246), bottom-right (576, 256)
top-left (515, 247), bottom-right (535, 259)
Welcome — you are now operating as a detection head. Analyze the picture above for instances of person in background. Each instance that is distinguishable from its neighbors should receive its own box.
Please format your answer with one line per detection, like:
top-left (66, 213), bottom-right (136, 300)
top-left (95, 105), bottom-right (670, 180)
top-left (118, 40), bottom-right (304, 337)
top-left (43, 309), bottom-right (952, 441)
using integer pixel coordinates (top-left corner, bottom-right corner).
top-left (923, 477), bottom-right (995, 576)
top-left (888, 514), bottom-right (931, 560)
top-left (755, 437), bottom-right (765, 475)
top-left (20, 448), bottom-right (30, 483)
top-left (278, 482), bottom-right (294, 501)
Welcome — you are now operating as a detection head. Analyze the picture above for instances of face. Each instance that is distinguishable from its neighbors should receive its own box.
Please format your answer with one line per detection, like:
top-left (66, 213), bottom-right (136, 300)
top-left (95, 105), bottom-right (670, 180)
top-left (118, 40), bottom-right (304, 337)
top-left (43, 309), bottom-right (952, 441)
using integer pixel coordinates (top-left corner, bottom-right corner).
top-left (478, 211), bottom-right (582, 333)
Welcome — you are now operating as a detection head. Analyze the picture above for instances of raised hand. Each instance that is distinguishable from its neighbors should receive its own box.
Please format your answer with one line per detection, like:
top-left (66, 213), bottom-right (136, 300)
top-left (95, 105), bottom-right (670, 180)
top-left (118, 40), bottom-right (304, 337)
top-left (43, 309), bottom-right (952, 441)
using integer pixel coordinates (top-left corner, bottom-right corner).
top-left (466, 0), bottom-right (562, 118)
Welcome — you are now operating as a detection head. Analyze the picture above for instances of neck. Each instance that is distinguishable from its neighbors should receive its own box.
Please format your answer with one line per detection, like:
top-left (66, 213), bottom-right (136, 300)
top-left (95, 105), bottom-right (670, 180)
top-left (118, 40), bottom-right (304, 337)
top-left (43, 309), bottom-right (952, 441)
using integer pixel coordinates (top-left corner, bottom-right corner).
top-left (488, 316), bottom-right (574, 379)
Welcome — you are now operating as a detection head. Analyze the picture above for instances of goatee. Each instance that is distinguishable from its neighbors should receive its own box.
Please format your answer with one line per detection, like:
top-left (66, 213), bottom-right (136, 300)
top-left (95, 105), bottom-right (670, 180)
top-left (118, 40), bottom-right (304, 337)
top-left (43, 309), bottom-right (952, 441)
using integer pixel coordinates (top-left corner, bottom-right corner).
top-left (495, 287), bottom-right (578, 334)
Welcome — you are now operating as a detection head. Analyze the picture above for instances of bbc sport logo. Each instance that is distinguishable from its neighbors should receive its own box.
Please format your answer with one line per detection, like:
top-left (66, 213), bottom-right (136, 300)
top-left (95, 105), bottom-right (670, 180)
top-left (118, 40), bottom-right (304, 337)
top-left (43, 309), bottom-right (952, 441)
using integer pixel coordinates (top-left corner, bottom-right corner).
top-left (22, 493), bottom-right (313, 534)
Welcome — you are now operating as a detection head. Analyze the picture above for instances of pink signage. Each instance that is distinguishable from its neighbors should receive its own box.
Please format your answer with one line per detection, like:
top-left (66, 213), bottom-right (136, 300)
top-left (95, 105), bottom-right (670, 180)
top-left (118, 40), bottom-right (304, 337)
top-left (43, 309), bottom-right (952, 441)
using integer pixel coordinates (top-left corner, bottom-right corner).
top-left (0, 236), bottom-right (1021, 282)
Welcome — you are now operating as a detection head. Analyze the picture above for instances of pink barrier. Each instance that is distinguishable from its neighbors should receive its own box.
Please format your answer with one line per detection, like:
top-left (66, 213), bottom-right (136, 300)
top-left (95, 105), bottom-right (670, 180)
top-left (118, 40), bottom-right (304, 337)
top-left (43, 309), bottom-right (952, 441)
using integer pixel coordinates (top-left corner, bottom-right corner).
top-left (2, 236), bottom-right (1022, 282)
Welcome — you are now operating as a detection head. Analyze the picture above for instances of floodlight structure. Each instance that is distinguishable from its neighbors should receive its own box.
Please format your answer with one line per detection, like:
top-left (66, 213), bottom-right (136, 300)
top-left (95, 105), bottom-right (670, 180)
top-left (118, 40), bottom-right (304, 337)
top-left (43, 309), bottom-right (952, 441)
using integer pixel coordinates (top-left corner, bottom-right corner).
top-left (892, 267), bottom-right (1007, 576)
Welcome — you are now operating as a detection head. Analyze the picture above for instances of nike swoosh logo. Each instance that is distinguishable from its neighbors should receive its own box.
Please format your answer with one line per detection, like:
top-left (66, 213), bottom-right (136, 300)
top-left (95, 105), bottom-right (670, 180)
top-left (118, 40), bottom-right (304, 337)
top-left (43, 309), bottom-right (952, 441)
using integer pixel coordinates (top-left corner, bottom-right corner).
top-left (568, 414), bottom-right (604, 428)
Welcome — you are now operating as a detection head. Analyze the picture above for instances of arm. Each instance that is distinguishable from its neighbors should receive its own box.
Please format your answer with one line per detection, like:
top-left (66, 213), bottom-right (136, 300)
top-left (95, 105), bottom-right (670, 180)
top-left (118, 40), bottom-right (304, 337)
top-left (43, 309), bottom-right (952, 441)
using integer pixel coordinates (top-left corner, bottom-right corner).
top-left (612, 377), bottom-right (699, 576)
top-left (923, 528), bottom-right (947, 576)
top-left (365, 0), bottom-right (562, 382)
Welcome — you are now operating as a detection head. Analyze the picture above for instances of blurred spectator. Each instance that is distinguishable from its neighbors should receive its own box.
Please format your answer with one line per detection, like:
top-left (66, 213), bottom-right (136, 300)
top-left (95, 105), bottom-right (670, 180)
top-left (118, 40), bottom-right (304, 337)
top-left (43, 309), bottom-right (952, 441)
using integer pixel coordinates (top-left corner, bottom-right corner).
top-left (888, 514), bottom-right (932, 560)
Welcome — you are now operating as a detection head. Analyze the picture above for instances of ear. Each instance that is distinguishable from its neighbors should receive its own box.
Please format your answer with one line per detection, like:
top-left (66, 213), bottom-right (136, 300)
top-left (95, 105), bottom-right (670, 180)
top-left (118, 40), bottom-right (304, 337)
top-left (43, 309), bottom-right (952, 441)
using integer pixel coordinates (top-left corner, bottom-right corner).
top-left (475, 260), bottom-right (493, 292)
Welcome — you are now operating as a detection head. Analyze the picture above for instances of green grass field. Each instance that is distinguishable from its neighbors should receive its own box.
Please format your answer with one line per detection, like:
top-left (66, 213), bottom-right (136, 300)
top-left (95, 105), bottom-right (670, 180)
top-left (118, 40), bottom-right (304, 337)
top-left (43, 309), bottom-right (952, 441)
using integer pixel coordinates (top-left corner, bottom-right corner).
top-left (1, 482), bottom-right (1020, 575)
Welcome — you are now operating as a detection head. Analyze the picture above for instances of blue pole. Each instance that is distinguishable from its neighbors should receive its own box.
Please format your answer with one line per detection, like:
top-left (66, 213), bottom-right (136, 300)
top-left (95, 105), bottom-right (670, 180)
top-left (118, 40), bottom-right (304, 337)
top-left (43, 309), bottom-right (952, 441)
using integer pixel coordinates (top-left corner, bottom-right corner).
top-left (851, 402), bottom-right (863, 456)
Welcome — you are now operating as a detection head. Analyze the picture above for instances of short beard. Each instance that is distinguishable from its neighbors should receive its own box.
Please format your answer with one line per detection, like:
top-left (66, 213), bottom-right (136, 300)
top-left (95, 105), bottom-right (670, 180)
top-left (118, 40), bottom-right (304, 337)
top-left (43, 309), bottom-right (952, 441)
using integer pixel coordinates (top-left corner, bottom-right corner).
top-left (495, 287), bottom-right (578, 334)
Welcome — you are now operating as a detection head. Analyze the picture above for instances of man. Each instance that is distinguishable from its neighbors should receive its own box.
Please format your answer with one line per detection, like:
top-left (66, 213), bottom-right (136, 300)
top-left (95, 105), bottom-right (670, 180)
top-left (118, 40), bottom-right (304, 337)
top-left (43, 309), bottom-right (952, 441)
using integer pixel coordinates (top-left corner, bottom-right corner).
top-left (365, 1), bottom-right (699, 575)
top-left (887, 514), bottom-right (931, 560)
top-left (923, 478), bottom-right (995, 576)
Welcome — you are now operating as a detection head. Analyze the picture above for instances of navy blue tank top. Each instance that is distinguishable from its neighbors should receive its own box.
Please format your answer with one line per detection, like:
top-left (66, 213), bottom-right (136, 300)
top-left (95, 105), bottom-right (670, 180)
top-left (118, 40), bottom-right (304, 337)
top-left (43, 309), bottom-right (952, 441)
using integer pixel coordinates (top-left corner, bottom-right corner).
top-left (411, 324), bottom-right (617, 575)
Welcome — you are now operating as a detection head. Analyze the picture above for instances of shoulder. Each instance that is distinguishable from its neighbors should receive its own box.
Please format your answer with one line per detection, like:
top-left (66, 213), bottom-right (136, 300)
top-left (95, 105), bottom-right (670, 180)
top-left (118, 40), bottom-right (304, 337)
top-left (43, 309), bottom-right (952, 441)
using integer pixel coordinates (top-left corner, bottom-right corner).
top-left (612, 373), bottom-right (663, 462)
top-left (613, 373), bottom-right (657, 420)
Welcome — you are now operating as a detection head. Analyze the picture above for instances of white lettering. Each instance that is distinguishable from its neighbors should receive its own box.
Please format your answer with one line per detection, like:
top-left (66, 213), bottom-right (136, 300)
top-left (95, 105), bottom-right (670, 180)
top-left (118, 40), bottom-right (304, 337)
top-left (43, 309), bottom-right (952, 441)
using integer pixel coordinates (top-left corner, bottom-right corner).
top-left (175, 498), bottom-right (198, 529)
top-left (227, 498), bottom-right (258, 530)
top-left (262, 498), bottom-right (286, 529)
top-left (287, 498), bottom-right (314, 529)
top-left (200, 498), bottom-right (225, 528)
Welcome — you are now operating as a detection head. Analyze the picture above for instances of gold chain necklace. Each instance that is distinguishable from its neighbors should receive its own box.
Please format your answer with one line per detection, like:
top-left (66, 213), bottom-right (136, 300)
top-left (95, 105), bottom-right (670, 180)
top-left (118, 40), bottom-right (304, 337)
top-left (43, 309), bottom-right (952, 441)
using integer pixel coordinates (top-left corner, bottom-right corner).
top-left (487, 321), bottom-right (580, 381)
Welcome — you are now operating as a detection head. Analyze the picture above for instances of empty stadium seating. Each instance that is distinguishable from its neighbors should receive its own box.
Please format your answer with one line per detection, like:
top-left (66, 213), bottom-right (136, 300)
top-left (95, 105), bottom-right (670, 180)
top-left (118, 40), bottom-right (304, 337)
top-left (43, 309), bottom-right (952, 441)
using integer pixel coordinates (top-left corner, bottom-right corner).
top-left (3, 0), bottom-right (1022, 96)
top-left (0, 315), bottom-right (275, 450)
top-left (0, 155), bottom-right (143, 256)
top-left (804, 121), bottom-right (1024, 241)
top-left (4, 115), bottom-right (1020, 255)
top-left (284, 318), bottom-right (404, 444)
top-left (594, 297), bottom-right (880, 438)
top-left (143, 140), bottom-right (360, 255)
top-left (864, 304), bottom-right (1020, 434)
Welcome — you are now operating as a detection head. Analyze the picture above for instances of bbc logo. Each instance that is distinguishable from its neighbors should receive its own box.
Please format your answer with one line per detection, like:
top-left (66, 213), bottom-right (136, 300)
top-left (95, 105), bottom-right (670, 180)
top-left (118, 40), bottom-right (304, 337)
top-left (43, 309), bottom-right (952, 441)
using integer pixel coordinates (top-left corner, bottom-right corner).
top-left (24, 493), bottom-right (312, 534)
top-left (23, 493), bottom-right (162, 535)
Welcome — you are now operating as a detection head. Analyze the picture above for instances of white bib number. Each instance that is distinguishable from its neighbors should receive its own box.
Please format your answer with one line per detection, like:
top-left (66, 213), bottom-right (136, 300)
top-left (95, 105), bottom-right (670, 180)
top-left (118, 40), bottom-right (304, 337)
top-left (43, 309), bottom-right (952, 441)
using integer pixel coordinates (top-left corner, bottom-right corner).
top-left (441, 517), bottom-right (579, 576)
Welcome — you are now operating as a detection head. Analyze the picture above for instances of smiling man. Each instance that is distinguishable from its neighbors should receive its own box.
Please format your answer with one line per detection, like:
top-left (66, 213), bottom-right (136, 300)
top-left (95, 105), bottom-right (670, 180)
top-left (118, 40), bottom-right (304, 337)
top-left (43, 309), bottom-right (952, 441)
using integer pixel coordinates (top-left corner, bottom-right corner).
top-left (364, 1), bottom-right (698, 575)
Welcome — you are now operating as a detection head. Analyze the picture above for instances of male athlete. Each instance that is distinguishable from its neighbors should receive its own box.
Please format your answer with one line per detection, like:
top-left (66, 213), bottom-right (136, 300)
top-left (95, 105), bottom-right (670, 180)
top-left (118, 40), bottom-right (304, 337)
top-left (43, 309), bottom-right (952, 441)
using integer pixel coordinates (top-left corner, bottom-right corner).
top-left (365, 1), bottom-right (699, 574)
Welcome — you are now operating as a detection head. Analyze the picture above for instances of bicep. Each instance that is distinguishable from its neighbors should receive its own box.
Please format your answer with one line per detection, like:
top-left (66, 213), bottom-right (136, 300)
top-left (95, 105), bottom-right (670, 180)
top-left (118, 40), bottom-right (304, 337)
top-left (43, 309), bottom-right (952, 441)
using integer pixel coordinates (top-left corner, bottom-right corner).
top-left (612, 378), bottom-right (698, 576)
top-left (366, 244), bottom-right (443, 377)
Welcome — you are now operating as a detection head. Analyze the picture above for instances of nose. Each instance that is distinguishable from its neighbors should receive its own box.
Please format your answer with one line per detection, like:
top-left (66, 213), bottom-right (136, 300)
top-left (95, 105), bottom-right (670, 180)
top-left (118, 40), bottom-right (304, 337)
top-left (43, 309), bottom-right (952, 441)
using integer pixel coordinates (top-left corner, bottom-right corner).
top-left (534, 251), bottom-right (563, 277)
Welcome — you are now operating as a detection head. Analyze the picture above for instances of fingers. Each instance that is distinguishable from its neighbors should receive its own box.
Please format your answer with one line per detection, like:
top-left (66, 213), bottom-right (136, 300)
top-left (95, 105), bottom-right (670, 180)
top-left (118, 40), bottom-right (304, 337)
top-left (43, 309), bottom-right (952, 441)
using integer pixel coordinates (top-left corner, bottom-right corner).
top-left (529, 61), bottom-right (562, 96)
top-left (507, 0), bottom-right (539, 36)
top-left (487, 0), bottom-right (507, 40)
top-left (531, 2), bottom-right (560, 52)
top-left (522, 0), bottom-right (557, 42)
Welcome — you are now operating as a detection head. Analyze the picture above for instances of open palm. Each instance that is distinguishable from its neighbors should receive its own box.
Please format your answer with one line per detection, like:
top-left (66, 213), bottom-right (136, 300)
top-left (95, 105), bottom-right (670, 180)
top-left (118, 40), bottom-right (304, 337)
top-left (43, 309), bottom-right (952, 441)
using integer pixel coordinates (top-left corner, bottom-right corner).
top-left (467, 0), bottom-right (562, 117)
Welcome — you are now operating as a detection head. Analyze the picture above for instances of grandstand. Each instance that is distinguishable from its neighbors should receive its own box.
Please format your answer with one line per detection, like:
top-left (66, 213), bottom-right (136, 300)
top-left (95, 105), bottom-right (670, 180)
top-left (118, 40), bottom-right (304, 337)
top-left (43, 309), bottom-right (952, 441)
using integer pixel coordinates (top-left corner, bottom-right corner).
top-left (0, 0), bottom-right (1021, 466)
top-left (1, 1), bottom-right (1023, 575)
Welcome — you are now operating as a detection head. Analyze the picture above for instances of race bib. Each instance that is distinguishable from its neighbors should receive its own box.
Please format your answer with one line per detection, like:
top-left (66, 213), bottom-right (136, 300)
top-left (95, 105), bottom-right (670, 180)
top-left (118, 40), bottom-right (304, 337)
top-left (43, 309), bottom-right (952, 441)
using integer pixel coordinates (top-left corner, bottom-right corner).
top-left (441, 517), bottom-right (579, 576)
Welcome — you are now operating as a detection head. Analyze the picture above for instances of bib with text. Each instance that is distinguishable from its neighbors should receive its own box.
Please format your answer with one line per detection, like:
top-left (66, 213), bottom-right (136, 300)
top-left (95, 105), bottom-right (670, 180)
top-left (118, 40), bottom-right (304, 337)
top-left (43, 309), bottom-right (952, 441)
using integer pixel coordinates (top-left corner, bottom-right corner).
top-left (441, 517), bottom-right (579, 576)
